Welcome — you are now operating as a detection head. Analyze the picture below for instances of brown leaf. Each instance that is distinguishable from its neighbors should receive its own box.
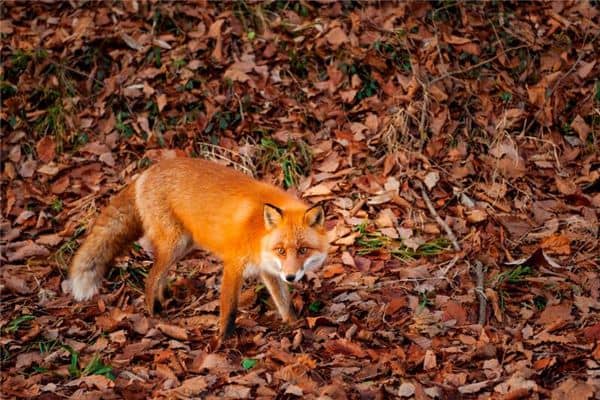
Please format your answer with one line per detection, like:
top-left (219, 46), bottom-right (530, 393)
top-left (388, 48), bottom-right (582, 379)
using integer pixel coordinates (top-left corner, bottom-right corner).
top-left (120, 33), bottom-right (143, 50)
top-left (306, 316), bottom-right (335, 329)
top-left (316, 153), bottom-right (340, 173)
top-left (540, 234), bottom-right (571, 255)
top-left (303, 183), bottom-right (333, 197)
top-left (322, 263), bottom-right (345, 278)
top-left (506, 248), bottom-right (563, 269)
top-left (223, 385), bottom-right (251, 399)
top-left (326, 27), bottom-right (348, 48)
top-left (16, 352), bottom-right (42, 369)
top-left (207, 19), bottom-right (225, 62)
top-left (570, 115), bottom-right (591, 142)
top-left (497, 215), bottom-right (532, 239)
top-left (458, 380), bottom-right (490, 394)
top-left (466, 209), bottom-right (487, 223)
top-left (156, 323), bottom-right (188, 341)
top-left (175, 376), bottom-right (209, 397)
top-left (537, 303), bottom-right (573, 327)
top-left (19, 159), bottom-right (37, 178)
top-left (443, 34), bottom-right (472, 45)
top-left (555, 176), bottom-right (578, 195)
top-left (156, 93), bottom-right (167, 112)
top-left (67, 375), bottom-right (114, 390)
top-left (36, 233), bottom-right (63, 246)
top-left (323, 339), bottom-right (368, 358)
top-left (7, 241), bottom-right (50, 261)
top-left (51, 175), bottom-right (70, 194)
top-left (442, 300), bottom-right (468, 325)
top-left (576, 60), bottom-right (596, 79)
top-left (99, 152), bottom-right (115, 167)
top-left (36, 136), bottom-right (55, 163)
top-left (574, 295), bottom-right (600, 315)
top-left (1, 272), bottom-right (31, 294)
top-left (81, 141), bottom-right (110, 156)
top-left (423, 350), bottom-right (437, 371)
top-left (37, 163), bottom-right (60, 176)
top-left (192, 352), bottom-right (234, 374)
top-left (582, 323), bottom-right (600, 341)
top-left (340, 89), bottom-right (357, 103)
top-left (551, 378), bottom-right (595, 400)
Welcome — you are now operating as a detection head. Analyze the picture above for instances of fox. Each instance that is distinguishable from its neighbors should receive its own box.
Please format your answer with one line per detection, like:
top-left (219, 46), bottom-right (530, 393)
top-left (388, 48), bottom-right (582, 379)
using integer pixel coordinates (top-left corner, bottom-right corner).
top-left (67, 157), bottom-right (328, 339)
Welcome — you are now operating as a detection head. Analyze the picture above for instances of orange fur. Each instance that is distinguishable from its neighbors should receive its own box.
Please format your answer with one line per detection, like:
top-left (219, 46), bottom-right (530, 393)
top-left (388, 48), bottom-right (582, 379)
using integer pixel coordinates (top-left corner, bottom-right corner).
top-left (67, 157), bottom-right (329, 339)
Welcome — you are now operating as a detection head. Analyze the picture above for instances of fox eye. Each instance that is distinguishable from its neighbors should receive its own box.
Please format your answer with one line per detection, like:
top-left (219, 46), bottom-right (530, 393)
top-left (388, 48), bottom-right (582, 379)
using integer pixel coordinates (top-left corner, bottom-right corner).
top-left (276, 247), bottom-right (286, 255)
top-left (298, 247), bottom-right (308, 255)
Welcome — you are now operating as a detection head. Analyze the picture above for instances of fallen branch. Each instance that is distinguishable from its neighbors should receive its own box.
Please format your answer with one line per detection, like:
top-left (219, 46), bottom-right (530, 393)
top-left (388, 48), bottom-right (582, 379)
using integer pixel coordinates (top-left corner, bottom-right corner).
top-left (415, 181), bottom-right (461, 252)
top-left (472, 261), bottom-right (487, 325)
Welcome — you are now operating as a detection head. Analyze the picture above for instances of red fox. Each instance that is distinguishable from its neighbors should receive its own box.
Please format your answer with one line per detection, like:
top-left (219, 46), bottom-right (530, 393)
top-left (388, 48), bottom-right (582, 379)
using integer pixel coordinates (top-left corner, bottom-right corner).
top-left (67, 157), bottom-right (328, 338)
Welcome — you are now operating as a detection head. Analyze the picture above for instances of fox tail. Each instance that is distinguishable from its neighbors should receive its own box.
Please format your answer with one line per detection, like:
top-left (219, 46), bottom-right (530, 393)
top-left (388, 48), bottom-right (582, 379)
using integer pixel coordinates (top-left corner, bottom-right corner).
top-left (68, 184), bottom-right (142, 300)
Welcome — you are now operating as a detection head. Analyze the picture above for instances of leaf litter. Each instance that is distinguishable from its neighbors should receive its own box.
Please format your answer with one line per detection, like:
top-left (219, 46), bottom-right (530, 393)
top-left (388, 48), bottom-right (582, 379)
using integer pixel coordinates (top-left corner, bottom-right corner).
top-left (1, 1), bottom-right (599, 399)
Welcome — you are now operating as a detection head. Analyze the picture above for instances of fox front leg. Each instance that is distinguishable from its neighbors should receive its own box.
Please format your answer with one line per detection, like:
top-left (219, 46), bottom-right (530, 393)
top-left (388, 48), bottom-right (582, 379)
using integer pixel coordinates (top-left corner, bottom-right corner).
top-left (260, 271), bottom-right (295, 323)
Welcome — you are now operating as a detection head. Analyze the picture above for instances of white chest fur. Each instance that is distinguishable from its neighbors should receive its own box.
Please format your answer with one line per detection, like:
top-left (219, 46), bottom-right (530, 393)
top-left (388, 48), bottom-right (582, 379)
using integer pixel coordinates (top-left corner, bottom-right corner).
top-left (243, 263), bottom-right (261, 278)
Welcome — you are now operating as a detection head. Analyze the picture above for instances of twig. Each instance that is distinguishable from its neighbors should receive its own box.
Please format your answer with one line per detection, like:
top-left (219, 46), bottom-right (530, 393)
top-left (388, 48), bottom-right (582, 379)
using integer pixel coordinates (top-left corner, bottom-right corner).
top-left (418, 84), bottom-right (429, 146)
top-left (429, 45), bottom-right (528, 85)
top-left (349, 197), bottom-right (367, 217)
top-left (415, 180), bottom-right (461, 252)
top-left (472, 261), bottom-right (487, 326)
top-left (51, 61), bottom-right (105, 88)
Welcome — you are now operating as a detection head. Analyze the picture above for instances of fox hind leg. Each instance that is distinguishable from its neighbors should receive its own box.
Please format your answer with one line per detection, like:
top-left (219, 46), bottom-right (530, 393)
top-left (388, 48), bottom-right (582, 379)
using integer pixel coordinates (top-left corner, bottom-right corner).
top-left (219, 261), bottom-right (243, 339)
top-left (144, 228), bottom-right (191, 314)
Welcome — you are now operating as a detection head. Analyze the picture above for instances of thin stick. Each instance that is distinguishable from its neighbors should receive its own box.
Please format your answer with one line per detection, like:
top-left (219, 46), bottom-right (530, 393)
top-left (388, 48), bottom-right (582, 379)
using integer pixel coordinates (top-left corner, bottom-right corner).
top-left (473, 261), bottom-right (487, 326)
top-left (415, 181), bottom-right (461, 252)
top-left (429, 45), bottom-right (528, 85)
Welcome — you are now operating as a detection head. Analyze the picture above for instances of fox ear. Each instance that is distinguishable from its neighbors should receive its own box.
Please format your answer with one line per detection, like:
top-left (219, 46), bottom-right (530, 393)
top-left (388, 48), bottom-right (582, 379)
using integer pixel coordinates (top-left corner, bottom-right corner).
top-left (304, 204), bottom-right (325, 227)
top-left (264, 203), bottom-right (283, 230)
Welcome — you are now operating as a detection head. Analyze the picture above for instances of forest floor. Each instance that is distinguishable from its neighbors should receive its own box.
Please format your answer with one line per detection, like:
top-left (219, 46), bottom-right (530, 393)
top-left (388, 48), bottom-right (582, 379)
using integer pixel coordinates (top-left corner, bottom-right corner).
top-left (1, 1), bottom-right (599, 399)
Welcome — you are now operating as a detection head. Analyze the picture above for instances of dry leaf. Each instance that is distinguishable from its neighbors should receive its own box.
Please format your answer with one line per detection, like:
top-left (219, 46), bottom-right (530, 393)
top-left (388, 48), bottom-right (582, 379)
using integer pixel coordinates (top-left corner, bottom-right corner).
top-left (326, 27), bottom-right (348, 48)
top-left (540, 234), bottom-right (571, 255)
top-left (36, 136), bottom-right (55, 163)
top-left (157, 323), bottom-right (188, 341)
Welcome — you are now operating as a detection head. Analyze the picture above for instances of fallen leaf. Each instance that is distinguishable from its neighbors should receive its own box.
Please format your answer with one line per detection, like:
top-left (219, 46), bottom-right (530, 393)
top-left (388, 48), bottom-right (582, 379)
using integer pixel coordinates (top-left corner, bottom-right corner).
top-left (570, 115), bottom-right (591, 142)
top-left (459, 380), bottom-right (490, 394)
top-left (540, 234), bottom-right (571, 255)
top-left (551, 377), bottom-right (595, 400)
top-left (36, 136), bottom-right (55, 163)
top-left (7, 241), bottom-right (50, 261)
top-left (323, 339), bottom-right (368, 358)
top-left (223, 384), bottom-right (251, 399)
top-left (537, 303), bottom-right (573, 327)
top-left (326, 27), bottom-right (348, 48)
top-left (175, 376), bottom-right (209, 397)
top-left (156, 93), bottom-right (167, 112)
top-left (423, 350), bottom-right (436, 370)
top-left (398, 382), bottom-right (415, 397)
top-left (157, 323), bottom-right (188, 341)
top-left (121, 33), bottom-right (143, 50)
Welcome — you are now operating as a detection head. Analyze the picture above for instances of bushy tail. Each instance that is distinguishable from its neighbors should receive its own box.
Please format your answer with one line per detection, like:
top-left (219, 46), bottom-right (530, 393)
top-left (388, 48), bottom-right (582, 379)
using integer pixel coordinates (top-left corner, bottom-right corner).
top-left (68, 184), bottom-right (142, 301)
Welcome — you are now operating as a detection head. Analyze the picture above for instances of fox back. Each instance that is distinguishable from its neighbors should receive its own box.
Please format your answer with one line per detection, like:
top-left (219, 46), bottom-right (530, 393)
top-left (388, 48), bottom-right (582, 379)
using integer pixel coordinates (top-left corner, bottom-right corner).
top-left (133, 158), bottom-right (328, 273)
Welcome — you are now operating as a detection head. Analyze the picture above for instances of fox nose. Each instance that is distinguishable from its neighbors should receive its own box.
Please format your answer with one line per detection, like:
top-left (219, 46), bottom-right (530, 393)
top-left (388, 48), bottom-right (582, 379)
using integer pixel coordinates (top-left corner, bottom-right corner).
top-left (285, 274), bottom-right (296, 282)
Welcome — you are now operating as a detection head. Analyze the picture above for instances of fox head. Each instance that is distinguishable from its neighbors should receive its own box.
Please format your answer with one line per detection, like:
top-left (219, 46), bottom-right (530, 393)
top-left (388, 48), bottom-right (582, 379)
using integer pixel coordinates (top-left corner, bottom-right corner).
top-left (260, 203), bottom-right (328, 283)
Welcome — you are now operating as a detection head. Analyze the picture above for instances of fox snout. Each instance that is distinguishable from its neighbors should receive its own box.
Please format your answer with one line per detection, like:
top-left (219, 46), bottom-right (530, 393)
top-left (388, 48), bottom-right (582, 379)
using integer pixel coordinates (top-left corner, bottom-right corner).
top-left (279, 252), bottom-right (327, 283)
top-left (283, 273), bottom-right (301, 283)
